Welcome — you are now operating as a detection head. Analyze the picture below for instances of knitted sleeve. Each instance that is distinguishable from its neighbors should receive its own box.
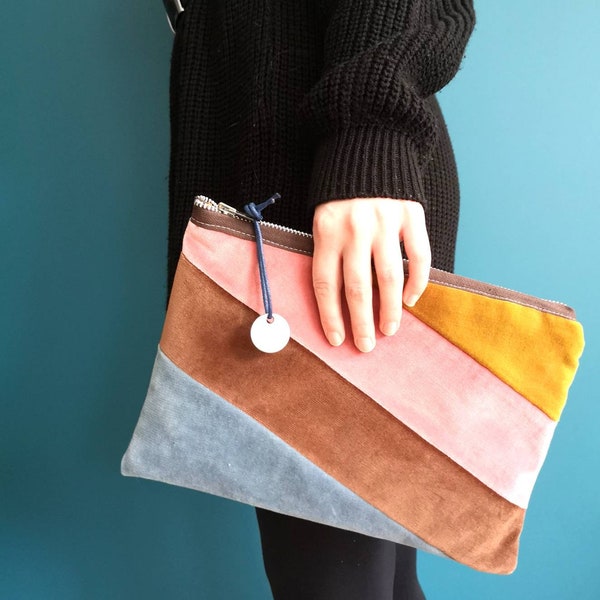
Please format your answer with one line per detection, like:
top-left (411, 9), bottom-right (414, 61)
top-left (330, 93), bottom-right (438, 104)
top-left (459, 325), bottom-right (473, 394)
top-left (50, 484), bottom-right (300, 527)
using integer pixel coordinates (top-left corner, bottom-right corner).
top-left (299, 0), bottom-right (475, 208)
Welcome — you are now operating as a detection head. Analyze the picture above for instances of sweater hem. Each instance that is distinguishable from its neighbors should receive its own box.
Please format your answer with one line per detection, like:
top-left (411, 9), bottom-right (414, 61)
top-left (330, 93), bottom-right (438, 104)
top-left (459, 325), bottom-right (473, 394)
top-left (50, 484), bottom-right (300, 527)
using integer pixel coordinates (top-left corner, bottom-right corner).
top-left (308, 126), bottom-right (427, 209)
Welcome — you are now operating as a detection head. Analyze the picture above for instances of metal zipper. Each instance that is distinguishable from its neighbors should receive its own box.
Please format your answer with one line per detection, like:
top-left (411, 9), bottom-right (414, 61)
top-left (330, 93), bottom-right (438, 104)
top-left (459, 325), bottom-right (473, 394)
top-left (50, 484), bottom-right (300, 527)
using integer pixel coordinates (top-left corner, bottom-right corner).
top-left (193, 195), bottom-right (573, 312)
top-left (194, 195), bottom-right (312, 238)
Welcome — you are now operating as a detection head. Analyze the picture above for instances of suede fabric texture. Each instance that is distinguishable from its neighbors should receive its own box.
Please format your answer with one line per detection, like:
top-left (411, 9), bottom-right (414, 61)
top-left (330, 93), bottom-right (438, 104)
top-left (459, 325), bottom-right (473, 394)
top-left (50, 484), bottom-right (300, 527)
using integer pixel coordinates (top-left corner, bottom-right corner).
top-left (123, 205), bottom-right (585, 575)
top-left (182, 222), bottom-right (558, 508)
top-left (159, 256), bottom-right (524, 574)
top-left (181, 216), bottom-right (584, 423)
top-left (406, 282), bottom-right (585, 420)
top-left (121, 348), bottom-right (444, 557)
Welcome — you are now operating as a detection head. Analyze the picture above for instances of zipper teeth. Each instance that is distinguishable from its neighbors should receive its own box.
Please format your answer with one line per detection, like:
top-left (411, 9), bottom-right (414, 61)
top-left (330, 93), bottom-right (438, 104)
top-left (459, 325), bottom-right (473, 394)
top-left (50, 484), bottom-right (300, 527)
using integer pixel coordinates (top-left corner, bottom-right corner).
top-left (193, 197), bottom-right (571, 310)
top-left (262, 220), bottom-right (312, 238)
top-left (193, 195), bottom-right (312, 238)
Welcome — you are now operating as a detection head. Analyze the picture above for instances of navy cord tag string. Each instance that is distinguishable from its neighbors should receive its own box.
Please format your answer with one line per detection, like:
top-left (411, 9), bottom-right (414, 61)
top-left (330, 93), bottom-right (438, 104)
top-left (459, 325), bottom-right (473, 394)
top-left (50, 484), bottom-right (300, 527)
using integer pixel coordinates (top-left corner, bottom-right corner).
top-left (243, 193), bottom-right (280, 322)
top-left (242, 193), bottom-right (290, 353)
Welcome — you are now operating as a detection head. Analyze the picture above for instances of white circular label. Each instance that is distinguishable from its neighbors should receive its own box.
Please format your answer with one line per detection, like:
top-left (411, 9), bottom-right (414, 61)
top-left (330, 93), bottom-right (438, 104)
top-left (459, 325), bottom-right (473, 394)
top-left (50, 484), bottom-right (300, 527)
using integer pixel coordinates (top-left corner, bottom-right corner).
top-left (250, 313), bottom-right (291, 353)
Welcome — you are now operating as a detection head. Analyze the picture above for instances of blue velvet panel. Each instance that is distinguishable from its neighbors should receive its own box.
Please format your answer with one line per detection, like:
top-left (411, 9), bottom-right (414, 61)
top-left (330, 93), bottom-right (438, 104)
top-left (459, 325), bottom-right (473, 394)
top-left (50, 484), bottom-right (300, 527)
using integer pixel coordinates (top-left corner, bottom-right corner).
top-left (121, 348), bottom-right (445, 556)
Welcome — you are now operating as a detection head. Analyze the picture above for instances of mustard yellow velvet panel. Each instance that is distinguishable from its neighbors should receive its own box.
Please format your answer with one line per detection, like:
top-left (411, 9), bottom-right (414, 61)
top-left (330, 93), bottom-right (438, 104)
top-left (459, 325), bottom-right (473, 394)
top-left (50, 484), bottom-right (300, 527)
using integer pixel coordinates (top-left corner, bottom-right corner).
top-left (406, 282), bottom-right (585, 421)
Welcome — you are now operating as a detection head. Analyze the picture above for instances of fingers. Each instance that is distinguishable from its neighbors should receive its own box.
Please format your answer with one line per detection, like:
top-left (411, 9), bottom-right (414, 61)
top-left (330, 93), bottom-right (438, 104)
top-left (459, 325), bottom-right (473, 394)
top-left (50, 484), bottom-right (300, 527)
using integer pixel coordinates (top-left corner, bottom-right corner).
top-left (343, 234), bottom-right (376, 352)
top-left (401, 206), bottom-right (431, 307)
top-left (312, 218), bottom-right (346, 348)
top-left (312, 198), bottom-right (431, 353)
top-left (312, 257), bottom-right (345, 347)
top-left (372, 230), bottom-right (404, 336)
top-left (313, 201), bottom-right (377, 352)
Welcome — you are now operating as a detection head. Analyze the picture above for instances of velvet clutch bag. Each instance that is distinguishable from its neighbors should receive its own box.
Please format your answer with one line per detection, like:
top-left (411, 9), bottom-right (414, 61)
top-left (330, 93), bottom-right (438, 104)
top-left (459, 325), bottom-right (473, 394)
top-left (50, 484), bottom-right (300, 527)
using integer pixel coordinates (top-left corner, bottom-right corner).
top-left (121, 194), bottom-right (584, 574)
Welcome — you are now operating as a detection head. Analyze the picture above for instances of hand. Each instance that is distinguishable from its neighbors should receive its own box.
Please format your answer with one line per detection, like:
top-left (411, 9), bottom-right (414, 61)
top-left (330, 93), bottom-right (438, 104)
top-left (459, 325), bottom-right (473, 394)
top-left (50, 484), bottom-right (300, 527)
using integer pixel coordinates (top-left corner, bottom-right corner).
top-left (312, 198), bottom-right (431, 352)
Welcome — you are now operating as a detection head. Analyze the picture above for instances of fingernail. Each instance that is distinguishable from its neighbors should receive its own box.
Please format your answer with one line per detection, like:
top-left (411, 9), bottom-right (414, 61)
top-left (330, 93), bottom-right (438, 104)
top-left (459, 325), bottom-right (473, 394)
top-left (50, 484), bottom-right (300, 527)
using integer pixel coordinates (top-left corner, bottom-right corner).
top-left (382, 321), bottom-right (398, 336)
top-left (328, 332), bottom-right (343, 347)
top-left (356, 337), bottom-right (375, 353)
top-left (404, 294), bottom-right (419, 307)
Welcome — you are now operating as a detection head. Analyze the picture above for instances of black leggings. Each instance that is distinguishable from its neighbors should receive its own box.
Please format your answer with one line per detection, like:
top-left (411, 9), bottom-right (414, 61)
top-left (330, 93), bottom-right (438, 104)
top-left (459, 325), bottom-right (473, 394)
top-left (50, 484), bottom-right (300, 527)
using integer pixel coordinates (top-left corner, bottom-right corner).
top-left (255, 508), bottom-right (426, 600)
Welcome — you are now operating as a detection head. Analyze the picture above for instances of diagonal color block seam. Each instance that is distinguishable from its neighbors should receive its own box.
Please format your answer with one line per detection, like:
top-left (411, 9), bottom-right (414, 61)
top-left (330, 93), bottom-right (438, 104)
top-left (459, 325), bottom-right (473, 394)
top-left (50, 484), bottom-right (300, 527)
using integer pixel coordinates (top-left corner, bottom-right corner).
top-left (180, 227), bottom-right (558, 509)
top-left (405, 281), bottom-right (585, 421)
top-left (121, 347), bottom-right (447, 558)
top-left (160, 256), bottom-right (524, 574)
top-left (188, 209), bottom-right (584, 419)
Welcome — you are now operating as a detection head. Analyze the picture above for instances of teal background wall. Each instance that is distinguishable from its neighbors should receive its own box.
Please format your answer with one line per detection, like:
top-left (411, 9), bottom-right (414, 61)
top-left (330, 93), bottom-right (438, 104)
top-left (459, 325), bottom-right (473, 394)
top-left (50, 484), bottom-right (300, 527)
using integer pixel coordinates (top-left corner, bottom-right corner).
top-left (1, 2), bottom-right (598, 599)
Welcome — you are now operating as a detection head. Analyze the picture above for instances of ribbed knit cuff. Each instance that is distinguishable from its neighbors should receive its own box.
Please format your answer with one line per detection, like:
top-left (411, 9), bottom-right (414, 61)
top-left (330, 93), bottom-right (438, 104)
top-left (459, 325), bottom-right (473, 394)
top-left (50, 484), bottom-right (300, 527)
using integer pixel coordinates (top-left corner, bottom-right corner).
top-left (308, 126), bottom-right (427, 209)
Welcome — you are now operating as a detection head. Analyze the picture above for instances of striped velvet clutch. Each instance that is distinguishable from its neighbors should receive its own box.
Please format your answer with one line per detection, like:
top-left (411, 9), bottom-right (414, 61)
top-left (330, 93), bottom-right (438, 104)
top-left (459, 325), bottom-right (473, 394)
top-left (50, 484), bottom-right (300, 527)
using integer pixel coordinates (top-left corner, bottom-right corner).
top-left (121, 195), bottom-right (584, 574)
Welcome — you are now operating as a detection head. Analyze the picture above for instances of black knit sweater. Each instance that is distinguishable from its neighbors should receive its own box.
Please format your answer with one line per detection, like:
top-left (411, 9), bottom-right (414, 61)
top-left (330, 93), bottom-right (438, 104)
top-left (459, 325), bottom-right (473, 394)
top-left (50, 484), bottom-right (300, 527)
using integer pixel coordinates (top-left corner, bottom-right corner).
top-left (167, 0), bottom-right (475, 291)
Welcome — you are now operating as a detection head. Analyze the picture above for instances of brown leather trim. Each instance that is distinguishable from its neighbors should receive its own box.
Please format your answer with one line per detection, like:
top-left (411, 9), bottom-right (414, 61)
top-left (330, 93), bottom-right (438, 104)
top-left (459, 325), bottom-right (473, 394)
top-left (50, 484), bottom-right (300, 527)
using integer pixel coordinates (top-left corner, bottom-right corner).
top-left (189, 205), bottom-right (577, 320)
top-left (160, 255), bottom-right (524, 574)
top-left (424, 268), bottom-right (577, 320)
top-left (190, 207), bottom-right (315, 256)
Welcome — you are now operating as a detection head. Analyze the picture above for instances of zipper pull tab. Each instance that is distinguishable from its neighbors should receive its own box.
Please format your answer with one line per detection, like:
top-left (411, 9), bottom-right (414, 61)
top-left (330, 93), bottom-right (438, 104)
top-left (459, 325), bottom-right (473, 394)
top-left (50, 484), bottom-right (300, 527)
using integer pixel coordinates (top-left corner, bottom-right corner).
top-left (217, 202), bottom-right (252, 221)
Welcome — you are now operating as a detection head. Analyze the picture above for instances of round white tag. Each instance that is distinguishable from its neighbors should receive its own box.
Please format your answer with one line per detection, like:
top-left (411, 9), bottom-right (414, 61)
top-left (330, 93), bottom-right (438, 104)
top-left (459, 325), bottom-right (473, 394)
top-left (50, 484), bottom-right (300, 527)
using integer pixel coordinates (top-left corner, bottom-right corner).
top-left (250, 313), bottom-right (291, 353)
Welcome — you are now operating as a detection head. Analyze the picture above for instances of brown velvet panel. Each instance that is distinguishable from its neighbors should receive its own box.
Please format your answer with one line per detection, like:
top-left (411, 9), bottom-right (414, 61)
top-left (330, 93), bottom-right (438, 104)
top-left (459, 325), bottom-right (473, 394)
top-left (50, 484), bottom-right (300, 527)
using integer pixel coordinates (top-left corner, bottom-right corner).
top-left (160, 255), bottom-right (525, 573)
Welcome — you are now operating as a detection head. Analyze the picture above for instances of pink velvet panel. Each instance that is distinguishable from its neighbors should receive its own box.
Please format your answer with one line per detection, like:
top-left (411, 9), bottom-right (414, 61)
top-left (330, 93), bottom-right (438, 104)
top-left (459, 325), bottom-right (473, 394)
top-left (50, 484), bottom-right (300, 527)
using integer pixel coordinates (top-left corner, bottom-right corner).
top-left (182, 223), bottom-right (556, 508)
